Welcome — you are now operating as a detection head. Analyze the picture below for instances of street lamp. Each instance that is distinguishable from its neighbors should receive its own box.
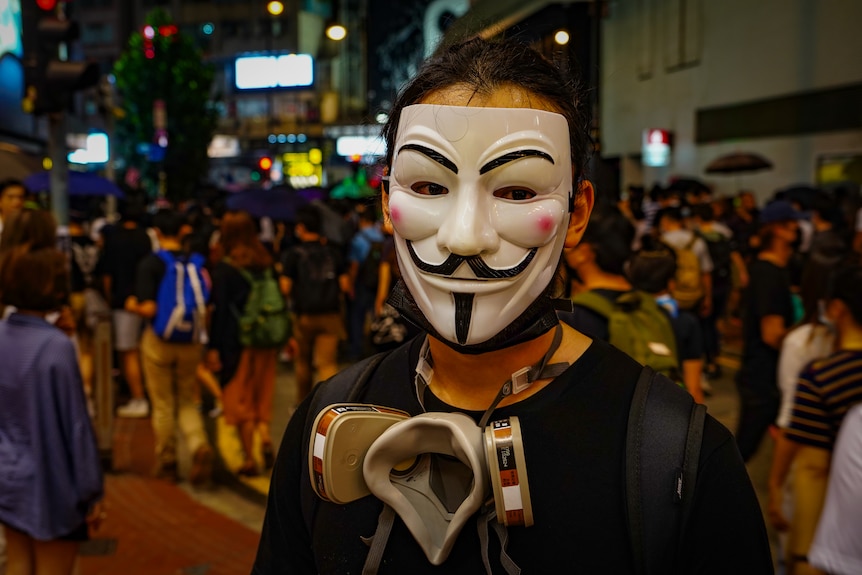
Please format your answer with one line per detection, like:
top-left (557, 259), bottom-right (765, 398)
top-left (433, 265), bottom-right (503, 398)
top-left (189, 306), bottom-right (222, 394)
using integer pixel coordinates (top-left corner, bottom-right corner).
top-left (325, 22), bottom-right (347, 41)
top-left (267, 1), bottom-right (284, 16)
top-left (554, 30), bottom-right (570, 45)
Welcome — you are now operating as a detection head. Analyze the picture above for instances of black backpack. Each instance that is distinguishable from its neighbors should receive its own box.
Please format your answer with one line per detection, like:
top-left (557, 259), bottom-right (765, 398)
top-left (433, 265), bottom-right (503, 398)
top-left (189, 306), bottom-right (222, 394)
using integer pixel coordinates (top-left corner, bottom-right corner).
top-left (357, 235), bottom-right (384, 292)
top-left (290, 243), bottom-right (342, 315)
top-left (699, 230), bottom-right (733, 288)
top-left (300, 345), bottom-right (707, 575)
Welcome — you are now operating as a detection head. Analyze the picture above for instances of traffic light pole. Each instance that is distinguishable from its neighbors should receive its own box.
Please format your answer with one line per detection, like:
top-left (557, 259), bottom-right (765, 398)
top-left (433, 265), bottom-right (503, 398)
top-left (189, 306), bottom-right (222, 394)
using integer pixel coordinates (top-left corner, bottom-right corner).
top-left (49, 111), bottom-right (70, 248)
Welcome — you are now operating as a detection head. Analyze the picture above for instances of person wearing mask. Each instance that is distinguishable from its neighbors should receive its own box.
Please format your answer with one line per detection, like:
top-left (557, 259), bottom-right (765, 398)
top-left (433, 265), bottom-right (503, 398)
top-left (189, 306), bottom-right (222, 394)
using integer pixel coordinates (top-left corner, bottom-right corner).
top-left (252, 37), bottom-right (771, 574)
top-left (736, 200), bottom-right (801, 462)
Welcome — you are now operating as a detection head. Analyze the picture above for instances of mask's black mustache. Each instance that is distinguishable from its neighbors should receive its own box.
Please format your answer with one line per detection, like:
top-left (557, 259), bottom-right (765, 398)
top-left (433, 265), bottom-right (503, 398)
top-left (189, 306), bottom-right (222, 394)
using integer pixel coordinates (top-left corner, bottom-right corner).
top-left (406, 241), bottom-right (537, 279)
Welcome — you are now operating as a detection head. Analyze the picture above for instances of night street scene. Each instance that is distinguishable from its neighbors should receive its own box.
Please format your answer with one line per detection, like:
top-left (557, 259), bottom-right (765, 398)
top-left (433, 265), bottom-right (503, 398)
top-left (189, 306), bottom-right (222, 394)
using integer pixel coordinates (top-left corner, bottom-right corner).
top-left (2, 0), bottom-right (862, 574)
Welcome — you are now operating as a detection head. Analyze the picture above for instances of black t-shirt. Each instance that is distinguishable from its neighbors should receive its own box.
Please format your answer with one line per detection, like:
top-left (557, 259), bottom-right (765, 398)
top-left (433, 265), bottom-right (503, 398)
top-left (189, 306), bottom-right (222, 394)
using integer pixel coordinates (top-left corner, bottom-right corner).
top-left (208, 261), bottom-right (254, 384)
top-left (740, 259), bottom-right (794, 388)
top-left (253, 337), bottom-right (772, 574)
top-left (101, 225), bottom-right (153, 309)
top-left (282, 240), bottom-right (346, 315)
top-left (672, 309), bottom-right (703, 362)
top-left (69, 235), bottom-right (100, 293)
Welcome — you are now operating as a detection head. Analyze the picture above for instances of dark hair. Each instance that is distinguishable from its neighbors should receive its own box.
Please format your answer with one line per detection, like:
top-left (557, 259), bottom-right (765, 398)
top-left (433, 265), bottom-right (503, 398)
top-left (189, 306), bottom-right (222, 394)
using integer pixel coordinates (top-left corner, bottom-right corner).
top-left (381, 37), bottom-right (590, 181)
top-left (827, 265), bottom-right (862, 325)
top-left (119, 197), bottom-right (147, 224)
top-left (691, 203), bottom-right (714, 223)
top-left (0, 178), bottom-right (25, 197)
top-left (627, 244), bottom-right (677, 294)
top-left (0, 246), bottom-right (68, 311)
top-left (295, 205), bottom-right (322, 235)
top-left (220, 211), bottom-right (272, 271)
top-left (152, 209), bottom-right (185, 237)
top-left (581, 207), bottom-right (634, 276)
top-left (0, 208), bottom-right (57, 254)
top-left (659, 206), bottom-right (684, 223)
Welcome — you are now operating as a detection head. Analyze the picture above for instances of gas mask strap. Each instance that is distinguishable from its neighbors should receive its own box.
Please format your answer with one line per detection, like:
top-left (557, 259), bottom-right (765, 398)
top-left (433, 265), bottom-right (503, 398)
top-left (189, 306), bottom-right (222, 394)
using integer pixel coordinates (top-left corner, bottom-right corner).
top-left (414, 336), bottom-right (434, 412)
top-left (477, 324), bottom-right (568, 428)
top-left (477, 505), bottom-right (522, 575)
top-left (361, 504), bottom-right (397, 575)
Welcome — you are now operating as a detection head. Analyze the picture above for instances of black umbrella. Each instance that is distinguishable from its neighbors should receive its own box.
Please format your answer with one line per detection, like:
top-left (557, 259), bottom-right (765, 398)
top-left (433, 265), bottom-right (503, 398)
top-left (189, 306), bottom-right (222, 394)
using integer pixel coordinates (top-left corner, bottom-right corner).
top-left (705, 152), bottom-right (772, 174)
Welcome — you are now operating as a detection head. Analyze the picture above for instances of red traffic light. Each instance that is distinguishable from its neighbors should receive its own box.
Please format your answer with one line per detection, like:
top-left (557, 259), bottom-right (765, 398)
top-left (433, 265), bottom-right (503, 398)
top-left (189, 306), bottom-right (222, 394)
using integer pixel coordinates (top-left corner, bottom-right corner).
top-left (36, 0), bottom-right (57, 11)
top-left (258, 157), bottom-right (273, 170)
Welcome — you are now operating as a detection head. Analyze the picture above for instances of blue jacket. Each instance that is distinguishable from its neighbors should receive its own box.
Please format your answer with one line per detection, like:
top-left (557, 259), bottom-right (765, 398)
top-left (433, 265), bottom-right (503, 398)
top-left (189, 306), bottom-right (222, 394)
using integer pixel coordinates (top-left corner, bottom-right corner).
top-left (0, 313), bottom-right (103, 539)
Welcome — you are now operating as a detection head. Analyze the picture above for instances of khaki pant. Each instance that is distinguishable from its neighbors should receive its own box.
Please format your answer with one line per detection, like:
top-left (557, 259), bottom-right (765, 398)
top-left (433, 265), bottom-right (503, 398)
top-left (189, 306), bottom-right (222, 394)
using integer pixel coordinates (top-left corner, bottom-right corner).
top-left (787, 446), bottom-right (830, 575)
top-left (140, 328), bottom-right (208, 465)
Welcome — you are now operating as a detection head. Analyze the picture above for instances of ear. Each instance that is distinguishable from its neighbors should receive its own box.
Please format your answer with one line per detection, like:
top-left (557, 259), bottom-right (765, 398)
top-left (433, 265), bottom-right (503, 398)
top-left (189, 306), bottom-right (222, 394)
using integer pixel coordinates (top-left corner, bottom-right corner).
top-left (564, 180), bottom-right (595, 250)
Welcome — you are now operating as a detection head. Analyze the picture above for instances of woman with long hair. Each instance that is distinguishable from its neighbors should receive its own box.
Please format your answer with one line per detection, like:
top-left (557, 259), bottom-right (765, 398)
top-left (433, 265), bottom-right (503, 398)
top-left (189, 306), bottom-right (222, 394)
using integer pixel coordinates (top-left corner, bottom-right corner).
top-left (206, 210), bottom-right (282, 476)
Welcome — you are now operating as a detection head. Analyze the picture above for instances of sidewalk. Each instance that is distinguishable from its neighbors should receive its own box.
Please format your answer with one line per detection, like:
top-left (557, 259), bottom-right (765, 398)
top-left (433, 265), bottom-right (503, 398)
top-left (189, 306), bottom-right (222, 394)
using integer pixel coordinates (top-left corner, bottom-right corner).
top-left (78, 417), bottom-right (261, 575)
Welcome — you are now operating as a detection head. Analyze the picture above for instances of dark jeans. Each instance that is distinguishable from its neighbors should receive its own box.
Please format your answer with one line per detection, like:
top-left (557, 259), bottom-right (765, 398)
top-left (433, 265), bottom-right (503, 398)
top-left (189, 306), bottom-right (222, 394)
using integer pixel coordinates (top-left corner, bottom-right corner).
top-left (347, 286), bottom-right (375, 360)
top-left (735, 375), bottom-right (780, 462)
top-left (701, 285), bottom-right (730, 365)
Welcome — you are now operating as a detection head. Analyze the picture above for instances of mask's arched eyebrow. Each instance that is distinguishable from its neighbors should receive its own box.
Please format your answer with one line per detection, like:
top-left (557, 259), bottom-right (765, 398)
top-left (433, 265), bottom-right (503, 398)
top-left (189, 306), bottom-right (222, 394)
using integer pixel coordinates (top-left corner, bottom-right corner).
top-left (479, 150), bottom-right (554, 175)
top-left (398, 144), bottom-right (458, 174)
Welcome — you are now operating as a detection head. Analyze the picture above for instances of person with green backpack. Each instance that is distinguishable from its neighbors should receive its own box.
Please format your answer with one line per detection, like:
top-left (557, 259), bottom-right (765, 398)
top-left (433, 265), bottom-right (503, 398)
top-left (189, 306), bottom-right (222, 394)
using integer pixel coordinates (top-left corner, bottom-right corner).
top-left (207, 211), bottom-right (290, 476)
top-left (561, 209), bottom-right (703, 402)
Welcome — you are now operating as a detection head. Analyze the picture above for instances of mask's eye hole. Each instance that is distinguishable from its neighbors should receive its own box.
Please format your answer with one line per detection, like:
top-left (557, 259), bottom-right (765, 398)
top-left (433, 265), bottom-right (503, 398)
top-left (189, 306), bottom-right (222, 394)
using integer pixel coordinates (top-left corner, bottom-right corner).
top-left (411, 182), bottom-right (449, 196)
top-left (494, 187), bottom-right (536, 201)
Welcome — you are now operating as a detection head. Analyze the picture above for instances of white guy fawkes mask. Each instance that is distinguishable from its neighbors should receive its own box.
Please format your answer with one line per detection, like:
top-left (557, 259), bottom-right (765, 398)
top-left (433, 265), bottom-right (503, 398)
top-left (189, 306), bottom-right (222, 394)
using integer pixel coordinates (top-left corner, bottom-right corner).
top-left (387, 104), bottom-right (572, 346)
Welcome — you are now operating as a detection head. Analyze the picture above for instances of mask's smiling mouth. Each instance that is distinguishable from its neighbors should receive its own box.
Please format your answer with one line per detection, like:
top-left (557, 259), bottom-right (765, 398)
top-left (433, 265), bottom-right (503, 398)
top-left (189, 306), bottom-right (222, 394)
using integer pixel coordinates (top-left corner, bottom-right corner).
top-left (405, 240), bottom-right (537, 279)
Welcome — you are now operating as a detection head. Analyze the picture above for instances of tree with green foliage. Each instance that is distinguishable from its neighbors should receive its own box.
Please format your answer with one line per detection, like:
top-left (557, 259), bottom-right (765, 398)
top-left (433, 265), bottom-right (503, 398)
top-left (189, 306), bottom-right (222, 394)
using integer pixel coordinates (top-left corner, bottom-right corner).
top-left (113, 9), bottom-right (219, 201)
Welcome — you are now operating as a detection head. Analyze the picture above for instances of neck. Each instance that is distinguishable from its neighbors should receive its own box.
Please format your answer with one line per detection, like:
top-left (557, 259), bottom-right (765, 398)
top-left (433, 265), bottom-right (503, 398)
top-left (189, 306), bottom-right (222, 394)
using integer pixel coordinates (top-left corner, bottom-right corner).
top-left (426, 323), bottom-right (589, 411)
top-left (759, 242), bottom-right (791, 266)
top-left (813, 220), bottom-right (832, 232)
top-left (839, 325), bottom-right (862, 351)
top-left (578, 265), bottom-right (632, 291)
top-left (160, 237), bottom-right (182, 250)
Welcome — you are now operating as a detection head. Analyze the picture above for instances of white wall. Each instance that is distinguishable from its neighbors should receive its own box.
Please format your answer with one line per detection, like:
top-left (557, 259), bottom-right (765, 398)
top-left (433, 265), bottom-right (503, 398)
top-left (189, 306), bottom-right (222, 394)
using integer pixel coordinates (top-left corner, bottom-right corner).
top-left (601, 0), bottom-right (862, 202)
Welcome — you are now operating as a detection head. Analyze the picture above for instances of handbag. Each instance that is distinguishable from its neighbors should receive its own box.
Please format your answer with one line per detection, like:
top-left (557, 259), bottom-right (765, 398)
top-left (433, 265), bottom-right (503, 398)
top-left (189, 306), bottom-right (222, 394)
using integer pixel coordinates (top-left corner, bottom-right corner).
top-left (369, 303), bottom-right (408, 346)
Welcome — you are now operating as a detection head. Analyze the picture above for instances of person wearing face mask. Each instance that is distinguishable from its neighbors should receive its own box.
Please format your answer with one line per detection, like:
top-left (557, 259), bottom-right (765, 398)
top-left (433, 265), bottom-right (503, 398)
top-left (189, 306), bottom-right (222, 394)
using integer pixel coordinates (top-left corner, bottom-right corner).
top-left (252, 38), bottom-right (771, 575)
top-left (768, 264), bottom-right (862, 575)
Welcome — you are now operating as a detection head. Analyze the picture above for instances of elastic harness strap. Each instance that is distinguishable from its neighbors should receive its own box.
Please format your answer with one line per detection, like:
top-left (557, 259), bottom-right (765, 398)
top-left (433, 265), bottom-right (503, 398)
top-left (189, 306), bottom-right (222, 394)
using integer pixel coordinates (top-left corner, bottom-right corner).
top-left (361, 504), bottom-right (396, 575)
top-left (414, 325), bottom-right (570, 428)
top-left (477, 505), bottom-right (522, 575)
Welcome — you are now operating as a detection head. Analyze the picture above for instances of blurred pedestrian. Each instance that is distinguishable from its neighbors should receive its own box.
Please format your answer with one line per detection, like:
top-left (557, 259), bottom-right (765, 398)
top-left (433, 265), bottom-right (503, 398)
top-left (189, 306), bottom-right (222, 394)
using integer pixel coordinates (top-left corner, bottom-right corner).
top-left (125, 210), bottom-right (214, 485)
top-left (768, 265), bottom-right (862, 575)
top-left (0, 244), bottom-right (104, 575)
top-left (346, 208), bottom-right (384, 359)
top-left (208, 211), bottom-right (283, 476)
top-left (0, 179), bottom-right (26, 249)
top-left (280, 205), bottom-right (349, 404)
top-left (100, 199), bottom-right (153, 418)
top-left (808, 403), bottom-right (862, 575)
top-left (735, 200), bottom-right (802, 461)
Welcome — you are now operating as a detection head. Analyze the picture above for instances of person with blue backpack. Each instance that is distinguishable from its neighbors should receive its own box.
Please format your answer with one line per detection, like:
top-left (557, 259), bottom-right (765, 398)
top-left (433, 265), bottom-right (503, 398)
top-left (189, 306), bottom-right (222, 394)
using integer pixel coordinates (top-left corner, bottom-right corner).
top-left (125, 210), bottom-right (214, 486)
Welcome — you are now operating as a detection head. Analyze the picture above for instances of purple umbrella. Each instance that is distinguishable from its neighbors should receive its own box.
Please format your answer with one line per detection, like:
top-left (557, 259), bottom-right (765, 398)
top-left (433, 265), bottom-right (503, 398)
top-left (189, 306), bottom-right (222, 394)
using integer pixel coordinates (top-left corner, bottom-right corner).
top-left (24, 170), bottom-right (124, 197)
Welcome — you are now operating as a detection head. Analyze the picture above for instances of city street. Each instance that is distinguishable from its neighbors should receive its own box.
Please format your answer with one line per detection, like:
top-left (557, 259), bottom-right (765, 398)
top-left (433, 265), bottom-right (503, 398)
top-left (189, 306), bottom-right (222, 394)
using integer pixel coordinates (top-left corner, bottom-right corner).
top-left (75, 340), bottom-right (781, 575)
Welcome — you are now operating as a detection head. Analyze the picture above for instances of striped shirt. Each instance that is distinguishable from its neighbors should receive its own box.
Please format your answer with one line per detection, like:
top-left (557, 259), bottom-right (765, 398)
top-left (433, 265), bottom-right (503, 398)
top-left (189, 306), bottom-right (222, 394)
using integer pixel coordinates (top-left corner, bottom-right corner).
top-left (786, 350), bottom-right (862, 450)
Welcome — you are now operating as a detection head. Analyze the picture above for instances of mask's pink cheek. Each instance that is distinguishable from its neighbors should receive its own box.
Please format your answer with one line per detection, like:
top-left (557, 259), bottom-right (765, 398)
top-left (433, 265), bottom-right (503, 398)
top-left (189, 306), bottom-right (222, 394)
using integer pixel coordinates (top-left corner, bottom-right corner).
top-left (537, 214), bottom-right (555, 234)
top-left (390, 206), bottom-right (401, 225)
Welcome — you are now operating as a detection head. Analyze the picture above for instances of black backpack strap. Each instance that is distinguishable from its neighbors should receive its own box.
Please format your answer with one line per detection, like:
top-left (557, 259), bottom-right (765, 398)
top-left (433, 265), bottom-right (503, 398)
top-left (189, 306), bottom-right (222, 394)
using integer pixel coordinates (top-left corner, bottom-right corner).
top-left (626, 366), bottom-right (707, 575)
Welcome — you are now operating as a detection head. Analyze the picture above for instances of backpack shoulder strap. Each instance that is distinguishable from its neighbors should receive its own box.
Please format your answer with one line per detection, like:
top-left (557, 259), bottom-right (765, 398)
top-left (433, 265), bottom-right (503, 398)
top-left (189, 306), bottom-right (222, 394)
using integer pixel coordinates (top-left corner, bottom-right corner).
top-left (626, 366), bottom-right (707, 575)
top-left (300, 344), bottom-right (409, 536)
top-left (571, 290), bottom-right (618, 319)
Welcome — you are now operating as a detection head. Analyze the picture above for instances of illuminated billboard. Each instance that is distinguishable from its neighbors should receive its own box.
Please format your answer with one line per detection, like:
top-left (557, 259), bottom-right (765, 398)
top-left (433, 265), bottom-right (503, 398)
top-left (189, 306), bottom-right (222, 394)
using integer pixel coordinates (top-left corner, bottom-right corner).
top-left (0, 0), bottom-right (29, 139)
top-left (234, 53), bottom-right (314, 90)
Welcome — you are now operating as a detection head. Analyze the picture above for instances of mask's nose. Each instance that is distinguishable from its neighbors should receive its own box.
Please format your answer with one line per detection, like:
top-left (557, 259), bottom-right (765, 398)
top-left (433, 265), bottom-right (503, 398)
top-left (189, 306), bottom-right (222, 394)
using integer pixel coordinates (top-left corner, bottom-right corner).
top-left (435, 185), bottom-right (500, 257)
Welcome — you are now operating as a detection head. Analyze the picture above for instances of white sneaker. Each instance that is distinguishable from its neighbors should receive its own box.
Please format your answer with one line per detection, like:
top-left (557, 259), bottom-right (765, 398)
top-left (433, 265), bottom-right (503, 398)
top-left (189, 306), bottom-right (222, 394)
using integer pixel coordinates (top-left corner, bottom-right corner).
top-left (116, 398), bottom-right (149, 418)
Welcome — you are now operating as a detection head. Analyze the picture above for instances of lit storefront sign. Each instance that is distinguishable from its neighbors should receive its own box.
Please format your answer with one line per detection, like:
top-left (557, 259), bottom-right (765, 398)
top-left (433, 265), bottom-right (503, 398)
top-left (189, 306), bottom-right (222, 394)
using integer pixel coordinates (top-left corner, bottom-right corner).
top-left (235, 53), bottom-right (314, 90)
top-left (642, 129), bottom-right (672, 167)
